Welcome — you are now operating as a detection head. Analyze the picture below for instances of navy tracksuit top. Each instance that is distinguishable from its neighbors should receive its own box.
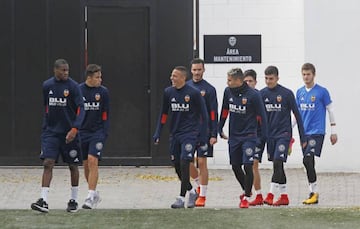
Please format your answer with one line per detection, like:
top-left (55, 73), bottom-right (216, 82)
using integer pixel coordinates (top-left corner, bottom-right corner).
top-left (218, 83), bottom-right (268, 142)
top-left (260, 84), bottom-right (305, 142)
top-left (42, 76), bottom-right (84, 134)
top-left (153, 84), bottom-right (209, 142)
top-left (79, 83), bottom-right (110, 138)
top-left (186, 79), bottom-right (218, 138)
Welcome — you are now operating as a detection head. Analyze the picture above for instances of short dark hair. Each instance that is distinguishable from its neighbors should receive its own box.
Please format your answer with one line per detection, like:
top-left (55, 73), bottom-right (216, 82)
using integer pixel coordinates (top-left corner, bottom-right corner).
top-left (227, 68), bottom-right (244, 80)
top-left (54, 59), bottom-right (68, 68)
top-left (191, 58), bottom-right (205, 66)
top-left (174, 66), bottom-right (188, 78)
top-left (302, 63), bottom-right (316, 74)
top-left (264, 65), bottom-right (279, 76)
top-left (244, 69), bottom-right (257, 80)
top-left (86, 64), bottom-right (102, 77)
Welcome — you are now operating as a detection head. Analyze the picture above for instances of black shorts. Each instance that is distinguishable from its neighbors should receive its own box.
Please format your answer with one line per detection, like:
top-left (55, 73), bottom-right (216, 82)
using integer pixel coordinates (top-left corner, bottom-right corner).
top-left (195, 140), bottom-right (214, 157)
top-left (266, 137), bottom-right (291, 162)
top-left (169, 135), bottom-right (197, 162)
top-left (302, 135), bottom-right (325, 157)
top-left (228, 137), bottom-right (257, 165)
top-left (81, 132), bottom-right (106, 160)
top-left (41, 131), bottom-right (82, 164)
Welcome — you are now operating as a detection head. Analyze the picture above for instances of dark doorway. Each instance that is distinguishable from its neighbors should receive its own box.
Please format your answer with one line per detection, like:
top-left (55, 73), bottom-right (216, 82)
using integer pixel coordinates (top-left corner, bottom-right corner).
top-left (86, 4), bottom-right (152, 164)
top-left (0, 0), bottom-right (193, 165)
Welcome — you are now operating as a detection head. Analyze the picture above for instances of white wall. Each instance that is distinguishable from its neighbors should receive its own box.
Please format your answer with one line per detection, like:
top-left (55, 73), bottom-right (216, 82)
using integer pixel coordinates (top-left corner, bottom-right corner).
top-left (304, 0), bottom-right (360, 172)
top-left (199, 0), bottom-right (360, 171)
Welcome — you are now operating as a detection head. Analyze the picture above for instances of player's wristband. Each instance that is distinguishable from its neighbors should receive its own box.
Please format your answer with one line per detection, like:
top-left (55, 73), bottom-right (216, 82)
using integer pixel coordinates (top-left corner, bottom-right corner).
top-left (330, 124), bottom-right (336, 135)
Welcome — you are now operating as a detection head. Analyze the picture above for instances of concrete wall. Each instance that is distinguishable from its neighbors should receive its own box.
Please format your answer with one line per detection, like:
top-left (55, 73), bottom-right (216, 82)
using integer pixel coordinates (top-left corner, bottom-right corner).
top-left (199, 0), bottom-right (359, 172)
top-left (303, 0), bottom-right (360, 172)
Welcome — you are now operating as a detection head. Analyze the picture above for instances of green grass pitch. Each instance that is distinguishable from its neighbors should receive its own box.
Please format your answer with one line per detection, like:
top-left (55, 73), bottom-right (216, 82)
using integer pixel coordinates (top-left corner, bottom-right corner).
top-left (2, 207), bottom-right (360, 229)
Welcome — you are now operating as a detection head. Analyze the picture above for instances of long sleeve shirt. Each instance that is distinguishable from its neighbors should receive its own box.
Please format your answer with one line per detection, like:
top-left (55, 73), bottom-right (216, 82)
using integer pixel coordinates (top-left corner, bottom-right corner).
top-left (218, 83), bottom-right (268, 143)
top-left (42, 76), bottom-right (84, 134)
top-left (187, 79), bottom-right (218, 138)
top-left (79, 83), bottom-right (110, 138)
top-left (153, 84), bottom-right (209, 142)
top-left (260, 84), bottom-right (305, 142)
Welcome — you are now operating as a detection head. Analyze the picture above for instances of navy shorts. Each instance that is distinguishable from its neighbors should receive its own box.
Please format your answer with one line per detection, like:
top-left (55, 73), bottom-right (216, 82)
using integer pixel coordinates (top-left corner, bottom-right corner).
top-left (169, 135), bottom-right (197, 162)
top-left (302, 134), bottom-right (325, 157)
top-left (195, 140), bottom-right (213, 157)
top-left (266, 137), bottom-right (291, 162)
top-left (253, 139), bottom-right (266, 163)
top-left (41, 131), bottom-right (82, 164)
top-left (228, 137), bottom-right (256, 165)
top-left (80, 133), bottom-right (106, 160)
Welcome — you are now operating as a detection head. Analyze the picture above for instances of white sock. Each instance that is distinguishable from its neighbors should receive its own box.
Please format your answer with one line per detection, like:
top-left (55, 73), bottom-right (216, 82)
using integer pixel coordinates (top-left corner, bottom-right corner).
top-left (255, 189), bottom-right (262, 195)
top-left (41, 187), bottom-right (50, 202)
top-left (279, 184), bottom-right (287, 194)
top-left (87, 190), bottom-right (96, 199)
top-left (200, 185), bottom-right (207, 197)
top-left (178, 196), bottom-right (185, 201)
top-left (194, 177), bottom-right (200, 186)
top-left (269, 182), bottom-right (279, 195)
top-left (309, 182), bottom-right (317, 193)
top-left (71, 186), bottom-right (79, 201)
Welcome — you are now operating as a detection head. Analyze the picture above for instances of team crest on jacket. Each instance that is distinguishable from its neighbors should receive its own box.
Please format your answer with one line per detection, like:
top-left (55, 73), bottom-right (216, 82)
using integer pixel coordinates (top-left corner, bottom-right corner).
top-left (63, 89), bottom-right (69, 97)
top-left (311, 95), bottom-right (316, 102)
top-left (277, 95), bottom-right (282, 102)
top-left (242, 97), bottom-right (247, 105)
top-left (184, 95), bottom-right (190, 102)
top-left (95, 93), bottom-right (101, 101)
top-left (200, 90), bottom-right (206, 97)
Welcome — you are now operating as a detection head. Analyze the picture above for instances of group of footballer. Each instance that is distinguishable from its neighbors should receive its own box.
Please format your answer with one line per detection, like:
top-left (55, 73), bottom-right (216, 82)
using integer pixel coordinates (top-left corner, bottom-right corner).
top-left (30, 57), bottom-right (337, 212)
top-left (154, 59), bottom-right (337, 208)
